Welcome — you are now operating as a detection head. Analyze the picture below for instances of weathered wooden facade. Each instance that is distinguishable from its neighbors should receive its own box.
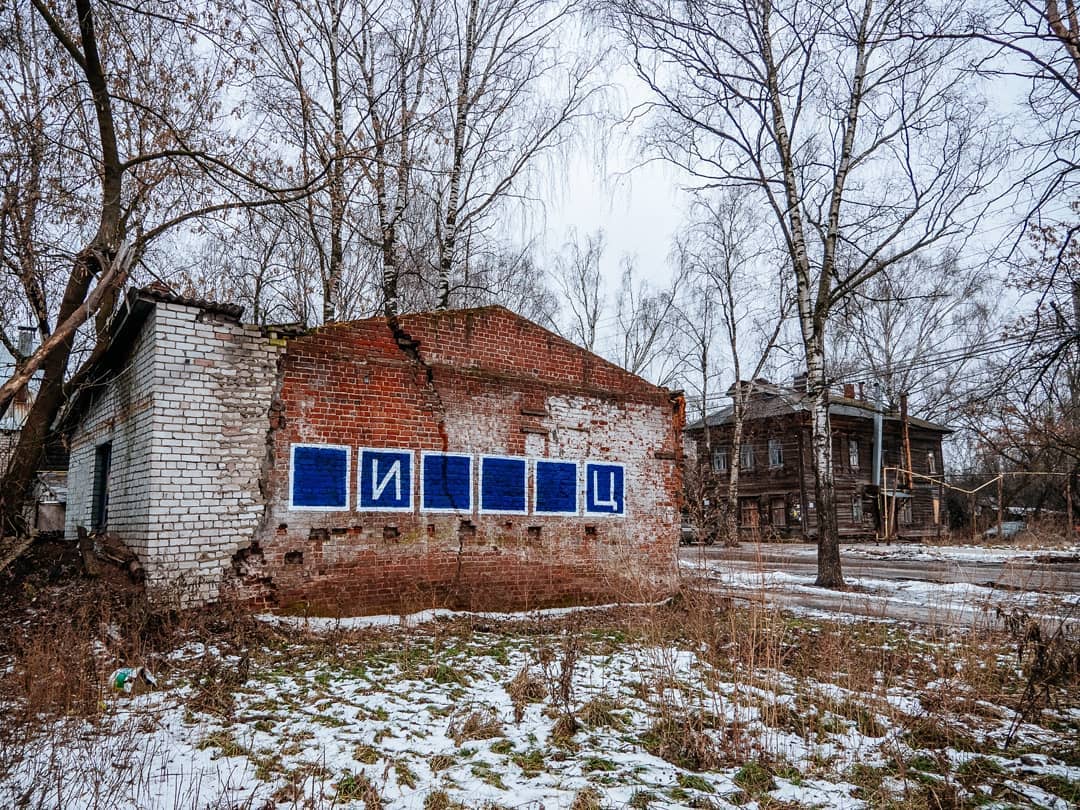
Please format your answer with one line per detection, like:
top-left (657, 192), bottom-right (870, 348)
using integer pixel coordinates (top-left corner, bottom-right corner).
top-left (685, 380), bottom-right (951, 541)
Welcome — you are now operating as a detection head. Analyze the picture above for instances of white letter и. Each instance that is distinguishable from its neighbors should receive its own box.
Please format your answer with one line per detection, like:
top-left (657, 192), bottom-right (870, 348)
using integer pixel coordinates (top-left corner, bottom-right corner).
top-left (372, 459), bottom-right (402, 502)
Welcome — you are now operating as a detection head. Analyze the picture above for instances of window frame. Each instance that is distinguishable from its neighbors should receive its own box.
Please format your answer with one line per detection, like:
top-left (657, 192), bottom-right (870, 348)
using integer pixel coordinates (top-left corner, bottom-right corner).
top-left (770, 497), bottom-right (787, 527)
top-left (768, 438), bottom-right (783, 469)
top-left (739, 497), bottom-right (760, 528)
top-left (711, 448), bottom-right (729, 473)
top-left (739, 443), bottom-right (755, 471)
top-left (848, 438), bottom-right (860, 471)
top-left (899, 498), bottom-right (913, 525)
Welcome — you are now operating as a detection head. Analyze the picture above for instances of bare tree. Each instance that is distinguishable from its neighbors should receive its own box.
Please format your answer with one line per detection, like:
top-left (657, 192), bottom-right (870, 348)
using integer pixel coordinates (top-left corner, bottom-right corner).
top-left (440, 242), bottom-right (561, 323)
top-left (829, 251), bottom-right (995, 421)
top-left (552, 228), bottom-right (605, 351)
top-left (610, 257), bottom-right (683, 383)
top-left (430, 0), bottom-right (599, 309)
top-left (669, 257), bottom-right (721, 543)
top-left (960, 3), bottom-right (1080, 209)
top-left (0, 0), bottom-right (310, 537)
top-left (960, 207), bottom-right (1078, 512)
top-left (678, 191), bottom-right (790, 546)
top-left (180, 207), bottom-right (334, 326)
top-left (239, 0), bottom-right (434, 320)
top-left (607, 0), bottom-right (1004, 586)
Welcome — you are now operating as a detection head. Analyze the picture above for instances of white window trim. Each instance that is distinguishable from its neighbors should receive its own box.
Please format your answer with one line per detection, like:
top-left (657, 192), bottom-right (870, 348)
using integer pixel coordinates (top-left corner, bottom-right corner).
top-left (740, 444), bottom-right (755, 470)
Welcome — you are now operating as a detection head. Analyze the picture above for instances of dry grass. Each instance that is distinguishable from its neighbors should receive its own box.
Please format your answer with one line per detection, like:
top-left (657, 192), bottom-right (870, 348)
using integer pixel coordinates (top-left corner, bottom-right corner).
top-left (505, 665), bottom-right (545, 723)
top-left (446, 705), bottom-right (504, 744)
top-left (2, 539), bottom-right (1078, 808)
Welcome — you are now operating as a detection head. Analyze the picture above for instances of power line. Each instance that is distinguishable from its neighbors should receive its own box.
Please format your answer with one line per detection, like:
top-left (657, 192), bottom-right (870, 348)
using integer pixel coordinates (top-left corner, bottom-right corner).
top-left (684, 330), bottom-right (1068, 407)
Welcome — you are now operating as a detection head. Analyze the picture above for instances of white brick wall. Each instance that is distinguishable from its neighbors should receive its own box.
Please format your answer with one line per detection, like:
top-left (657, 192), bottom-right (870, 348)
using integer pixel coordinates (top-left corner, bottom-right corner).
top-left (66, 301), bottom-right (284, 603)
top-left (65, 308), bottom-right (157, 554)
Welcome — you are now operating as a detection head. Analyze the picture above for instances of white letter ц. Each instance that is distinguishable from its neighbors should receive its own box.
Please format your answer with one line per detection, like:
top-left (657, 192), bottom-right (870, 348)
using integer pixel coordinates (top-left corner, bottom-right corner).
top-left (372, 459), bottom-right (402, 502)
top-left (592, 469), bottom-right (619, 511)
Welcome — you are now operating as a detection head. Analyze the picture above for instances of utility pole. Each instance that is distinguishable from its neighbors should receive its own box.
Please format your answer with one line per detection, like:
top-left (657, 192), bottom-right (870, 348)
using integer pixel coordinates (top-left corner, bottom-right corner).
top-left (1068, 475), bottom-right (1074, 543)
top-left (996, 468), bottom-right (1004, 543)
top-left (900, 393), bottom-right (913, 489)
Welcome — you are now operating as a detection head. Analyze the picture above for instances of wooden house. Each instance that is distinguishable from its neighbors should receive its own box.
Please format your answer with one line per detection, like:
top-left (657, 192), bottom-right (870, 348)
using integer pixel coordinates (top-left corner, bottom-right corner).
top-left (685, 379), bottom-right (951, 541)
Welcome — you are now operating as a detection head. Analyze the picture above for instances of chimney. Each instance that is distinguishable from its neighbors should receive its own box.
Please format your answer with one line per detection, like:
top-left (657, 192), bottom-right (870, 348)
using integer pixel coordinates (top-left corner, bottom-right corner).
top-left (17, 326), bottom-right (35, 358)
top-left (843, 383), bottom-right (856, 399)
top-left (793, 372), bottom-right (808, 392)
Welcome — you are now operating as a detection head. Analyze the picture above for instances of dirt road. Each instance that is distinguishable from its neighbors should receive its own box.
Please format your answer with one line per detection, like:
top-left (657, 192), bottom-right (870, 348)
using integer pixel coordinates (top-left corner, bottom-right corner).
top-left (680, 542), bottom-right (1080, 632)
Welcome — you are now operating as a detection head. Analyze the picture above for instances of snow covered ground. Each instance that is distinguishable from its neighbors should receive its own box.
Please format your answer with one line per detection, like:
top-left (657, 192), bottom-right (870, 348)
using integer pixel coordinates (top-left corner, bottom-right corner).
top-left (3, 603), bottom-right (1078, 809)
top-left (685, 562), bottom-right (1080, 626)
top-left (680, 541), bottom-right (1080, 631)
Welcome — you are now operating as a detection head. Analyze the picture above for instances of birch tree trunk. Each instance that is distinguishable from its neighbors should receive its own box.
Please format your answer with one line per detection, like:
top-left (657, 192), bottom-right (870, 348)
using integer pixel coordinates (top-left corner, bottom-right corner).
top-left (725, 402), bottom-right (744, 547)
top-left (806, 336), bottom-right (842, 586)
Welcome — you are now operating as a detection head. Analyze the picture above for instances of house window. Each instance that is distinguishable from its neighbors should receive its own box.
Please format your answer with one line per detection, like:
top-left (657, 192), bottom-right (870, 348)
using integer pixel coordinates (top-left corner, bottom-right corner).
top-left (771, 497), bottom-right (787, 527)
top-left (91, 441), bottom-right (112, 531)
top-left (740, 498), bottom-right (760, 528)
top-left (740, 443), bottom-right (755, 470)
top-left (711, 448), bottom-right (728, 473)
top-left (849, 438), bottom-right (860, 471)
top-left (851, 495), bottom-right (863, 523)
top-left (768, 438), bottom-right (783, 468)
top-left (899, 498), bottom-right (912, 525)
top-left (927, 451), bottom-right (937, 475)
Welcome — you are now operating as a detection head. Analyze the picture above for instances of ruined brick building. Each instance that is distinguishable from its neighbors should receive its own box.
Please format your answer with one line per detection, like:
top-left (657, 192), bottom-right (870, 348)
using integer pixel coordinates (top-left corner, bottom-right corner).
top-left (63, 287), bottom-right (684, 614)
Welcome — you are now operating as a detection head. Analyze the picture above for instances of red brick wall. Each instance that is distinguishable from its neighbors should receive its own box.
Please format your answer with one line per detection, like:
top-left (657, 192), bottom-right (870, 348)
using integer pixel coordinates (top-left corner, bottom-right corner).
top-left (236, 307), bottom-right (682, 615)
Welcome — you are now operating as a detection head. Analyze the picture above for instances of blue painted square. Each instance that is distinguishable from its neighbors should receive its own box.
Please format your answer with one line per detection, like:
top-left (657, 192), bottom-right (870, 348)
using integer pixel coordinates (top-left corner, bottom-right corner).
top-left (291, 445), bottom-right (349, 509)
top-left (358, 449), bottom-right (413, 511)
top-left (585, 462), bottom-right (624, 515)
top-left (422, 453), bottom-right (472, 512)
top-left (480, 457), bottom-right (527, 513)
top-left (535, 460), bottom-right (578, 515)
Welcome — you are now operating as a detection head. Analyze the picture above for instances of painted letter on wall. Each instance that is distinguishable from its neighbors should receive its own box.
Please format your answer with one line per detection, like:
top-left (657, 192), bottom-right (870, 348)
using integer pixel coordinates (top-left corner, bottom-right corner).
top-left (421, 453), bottom-right (472, 512)
top-left (290, 444), bottom-right (350, 510)
top-left (585, 462), bottom-right (624, 515)
top-left (358, 448), bottom-right (413, 511)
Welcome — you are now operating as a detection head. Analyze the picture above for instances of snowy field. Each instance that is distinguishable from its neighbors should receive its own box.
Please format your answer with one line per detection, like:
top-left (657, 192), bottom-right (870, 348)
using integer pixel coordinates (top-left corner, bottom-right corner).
top-left (2, 599), bottom-right (1078, 810)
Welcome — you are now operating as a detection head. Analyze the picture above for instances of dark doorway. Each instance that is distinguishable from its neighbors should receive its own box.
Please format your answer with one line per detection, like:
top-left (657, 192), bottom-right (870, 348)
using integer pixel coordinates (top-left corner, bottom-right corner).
top-left (91, 442), bottom-right (112, 531)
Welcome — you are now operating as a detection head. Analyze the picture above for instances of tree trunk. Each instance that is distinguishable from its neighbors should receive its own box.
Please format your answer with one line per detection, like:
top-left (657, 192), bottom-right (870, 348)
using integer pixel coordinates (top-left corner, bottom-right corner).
top-left (323, 13), bottom-right (346, 324)
top-left (807, 342), bottom-right (843, 587)
top-left (2, 0), bottom-right (126, 535)
top-left (725, 402), bottom-right (744, 547)
top-left (1, 258), bottom-right (96, 533)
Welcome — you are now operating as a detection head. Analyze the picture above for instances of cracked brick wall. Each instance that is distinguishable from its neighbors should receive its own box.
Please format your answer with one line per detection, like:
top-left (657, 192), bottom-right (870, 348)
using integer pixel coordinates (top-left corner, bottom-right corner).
top-left (241, 307), bottom-right (683, 615)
